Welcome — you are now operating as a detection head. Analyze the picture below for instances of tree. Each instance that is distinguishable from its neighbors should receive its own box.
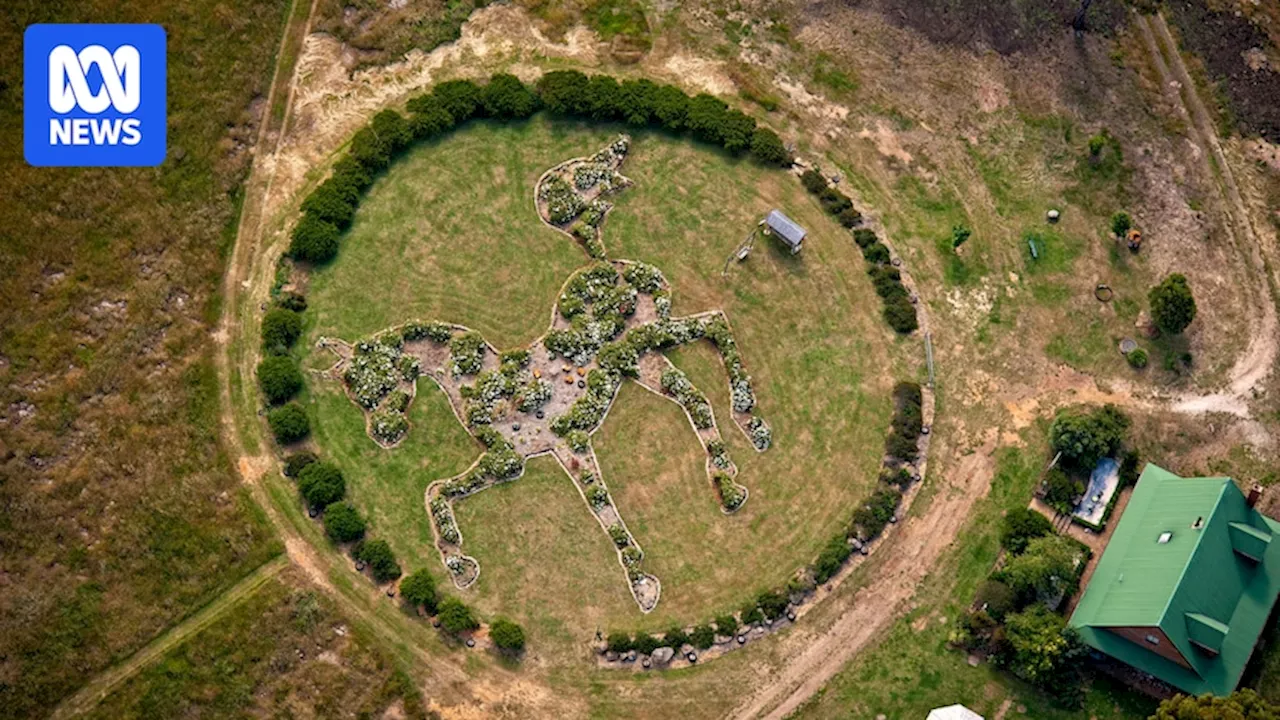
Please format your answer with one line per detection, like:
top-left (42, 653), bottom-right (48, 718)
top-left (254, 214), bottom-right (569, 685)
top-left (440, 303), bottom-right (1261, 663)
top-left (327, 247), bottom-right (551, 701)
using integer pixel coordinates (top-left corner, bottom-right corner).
top-left (749, 127), bottom-right (791, 166)
top-left (1001, 604), bottom-right (1084, 684)
top-left (616, 78), bottom-right (658, 126)
top-left (349, 126), bottom-right (391, 171)
top-left (1043, 468), bottom-right (1085, 514)
top-left (323, 501), bottom-right (366, 543)
top-left (437, 597), bottom-right (479, 634)
top-left (261, 307), bottom-right (303, 353)
top-left (370, 109), bottom-right (412, 154)
top-left (301, 180), bottom-right (356, 229)
top-left (1001, 535), bottom-right (1080, 605)
top-left (480, 73), bottom-right (539, 119)
top-left (257, 356), bottom-right (303, 405)
top-left (267, 403), bottom-right (310, 444)
top-left (353, 539), bottom-right (401, 583)
top-left (650, 83), bottom-right (690, 130)
top-left (289, 214), bottom-right (340, 264)
top-left (999, 507), bottom-right (1053, 554)
top-left (1149, 273), bottom-right (1197, 335)
top-left (1153, 689), bottom-right (1280, 720)
top-left (1109, 210), bottom-right (1132, 237)
top-left (974, 579), bottom-right (1016, 620)
top-left (298, 462), bottom-right (345, 510)
top-left (399, 569), bottom-right (439, 614)
top-left (536, 70), bottom-right (590, 116)
top-left (432, 79), bottom-right (483, 122)
top-left (490, 618), bottom-right (526, 654)
top-left (1049, 404), bottom-right (1129, 469)
top-left (685, 93), bottom-right (730, 144)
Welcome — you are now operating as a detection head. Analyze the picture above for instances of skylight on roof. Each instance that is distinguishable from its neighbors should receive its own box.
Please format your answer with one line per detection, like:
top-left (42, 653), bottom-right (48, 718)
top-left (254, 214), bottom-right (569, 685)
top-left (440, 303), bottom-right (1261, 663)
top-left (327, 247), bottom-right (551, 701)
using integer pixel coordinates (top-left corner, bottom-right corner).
top-left (1158, 532), bottom-right (1173, 544)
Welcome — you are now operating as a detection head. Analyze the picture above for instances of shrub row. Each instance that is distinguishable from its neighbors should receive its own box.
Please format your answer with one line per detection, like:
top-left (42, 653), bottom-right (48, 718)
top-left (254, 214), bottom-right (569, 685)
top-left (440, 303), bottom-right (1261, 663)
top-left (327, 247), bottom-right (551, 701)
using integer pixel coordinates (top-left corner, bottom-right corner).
top-left (799, 169), bottom-right (862, 228)
top-left (535, 70), bottom-right (791, 166)
top-left (289, 71), bottom-right (791, 269)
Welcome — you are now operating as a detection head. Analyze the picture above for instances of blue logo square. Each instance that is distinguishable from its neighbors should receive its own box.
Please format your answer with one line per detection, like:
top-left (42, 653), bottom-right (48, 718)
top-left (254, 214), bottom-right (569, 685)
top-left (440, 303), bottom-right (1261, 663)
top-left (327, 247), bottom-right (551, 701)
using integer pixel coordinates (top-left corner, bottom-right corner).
top-left (24, 24), bottom-right (167, 167)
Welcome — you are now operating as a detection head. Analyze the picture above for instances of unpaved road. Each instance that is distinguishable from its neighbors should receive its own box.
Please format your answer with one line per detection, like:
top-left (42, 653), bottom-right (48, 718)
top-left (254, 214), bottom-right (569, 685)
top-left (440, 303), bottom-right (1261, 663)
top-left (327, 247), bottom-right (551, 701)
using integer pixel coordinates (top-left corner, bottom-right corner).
top-left (731, 434), bottom-right (999, 720)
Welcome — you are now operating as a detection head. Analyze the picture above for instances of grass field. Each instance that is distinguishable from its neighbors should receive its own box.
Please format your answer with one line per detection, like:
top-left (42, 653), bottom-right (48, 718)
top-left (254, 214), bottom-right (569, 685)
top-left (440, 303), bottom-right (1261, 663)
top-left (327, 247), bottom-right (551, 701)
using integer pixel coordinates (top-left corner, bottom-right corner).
top-left (0, 2), bottom-right (292, 716)
top-left (302, 116), bottom-right (905, 649)
top-left (84, 569), bottom-right (426, 719)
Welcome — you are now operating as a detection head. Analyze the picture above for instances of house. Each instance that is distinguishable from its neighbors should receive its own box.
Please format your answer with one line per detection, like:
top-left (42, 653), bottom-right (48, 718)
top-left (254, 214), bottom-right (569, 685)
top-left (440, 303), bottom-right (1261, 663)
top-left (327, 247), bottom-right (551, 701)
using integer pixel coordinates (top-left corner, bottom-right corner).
top-left (926, 705), bottom-right (983, 720)
top-left (764, 210), bottom-right (805, 253)
top-left (1068, 464), bottom-right (1280, 697)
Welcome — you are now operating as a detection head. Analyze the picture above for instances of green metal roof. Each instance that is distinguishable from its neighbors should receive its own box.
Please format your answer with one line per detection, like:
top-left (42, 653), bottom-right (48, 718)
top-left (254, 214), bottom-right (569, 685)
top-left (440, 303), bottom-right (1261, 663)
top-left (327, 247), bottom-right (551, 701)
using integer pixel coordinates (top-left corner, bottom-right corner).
top-left (1069, 464), bottom-right (1280, 696)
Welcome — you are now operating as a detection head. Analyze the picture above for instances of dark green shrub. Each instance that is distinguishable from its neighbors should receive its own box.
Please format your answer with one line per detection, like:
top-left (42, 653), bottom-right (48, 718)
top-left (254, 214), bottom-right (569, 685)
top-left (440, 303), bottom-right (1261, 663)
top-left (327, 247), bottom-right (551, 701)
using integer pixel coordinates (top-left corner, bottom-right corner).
top-left (298, 461), bottom-right (345, 510)
top-left (800, 169), bottom-right (828, 194)
top-left (1110, 210), bottom-right (1132, 237)
top-left (436, 597), bottom-right (479, 634)
top-left (400, 569), bottom-right (439, 614)
top-left (606, 632), bottom-right (634, 653)
top-left (408, 101), bottom-right (455, 139)
top-left (892, 381), bottom-right (923, 439)
top-left (1049, 404), bottom-right (1130, 469)
top-left (283, 451), bottom-right (317, 478)
top-left (371, 109), bottom-right (412, 154)
top-left (852, 228), bottom-right (878, 248)
top-left (690, 624), bottom-right (716, 650)
top-left (1149, 273), bottom-right (1197, 334)
top-left (861, 241), bottom-right (891, 264)
top-left (261, 307), bottom-right (303, 353)
top-left (837, 206), bottom-right (863, 228)
top-left (616, 78), bottom-right (658, 125)
top-left (536, 70), bottom-right (591, 115)
top-left (740, 604), bottom-right (765, 626)
top-left (302, 179), bottom-right (357, 229)
top-left (481, 73), bottom-right (539, 119)
top-left (749, 127), bottom-right (791, 166)
top-left (349, 126), bottom-right (391, 171)
top-left (813, 534), bottom-right (853, 584)
top-left (323, 501), bottom-right (366, 543)
top-left (686, 93), bottom-right (730, 144)
top-left (882, 295), bottom-right (919, 334)
top-left (277, 291), bottom-right (308, 312)
top-left (331, 155), bottom-right (373, 193)
top-left (433, 79), bottom-right (483, 122)
top-left (852, 487), bottom-right (900, 539)
top-left (289, 214), bottom-right (340, 264)
top-left (267, 403), bottom-right (310, 444)
top-left (999, 507), bottom-right (1053, 554)
top-left (353, 538), bottom-right (402, 583)
top-left (663, 626), bottom-right (689, 649)
top-left (885, 430), bottom-right (919, 462)
top-left (1043, 468), bottom-right (1085, 513)
top-left (1119, 449), bottom-right (1141, 487)
top-left (257, 356), bottom-right (303, 405)
top-left (1126, 348), bottom-right (1148, 368)
top-left (819, 187), bottom-right (853, 215)
top-left (584, 75), bottom-right (622, 120)
top-left (719, 109), bottom-right (757, 153)
top-left (633, 633), bottom-right (662, 655)
top-left (651, 84), bottom-right (690, 130)
top-left (490, 618), bottom-right (526, 654)
top-left (715, 614), bottom-right (739, 636)
top-left (756, 589), bottom-right (789, 620)
top-left (975, 579), bottom-right (1017, 620)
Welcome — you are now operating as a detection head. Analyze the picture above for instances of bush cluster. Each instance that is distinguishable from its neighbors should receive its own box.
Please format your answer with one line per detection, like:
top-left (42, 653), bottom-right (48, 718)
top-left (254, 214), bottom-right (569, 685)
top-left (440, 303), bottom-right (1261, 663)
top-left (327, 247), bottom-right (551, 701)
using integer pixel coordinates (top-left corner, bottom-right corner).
top-left (448, 332), bottom-right (486, 377)
top-left (1048, 403), bottom-right (1129, 471)
top-left (885, 381), bottom-right (923, 463)
top-left (257, 355), bottom-right (304, 406)
top-left (535, 70), bottom-right (791, 166)
top-left (430, 496), bottom-right (460, 544)
top-left (353, 538), bottom-right (402, 583)
top-left (323, 501), bottom-right (367, 543)
top-left (850, 225), bottom-right (919, 333)
top-left (437, 597), bottom-right (479, 635)
top-left (490, 618), bottom-right (526, 654)
top-left (660, 366), bottom-right (714, 429)
top-left (551, 369), bottom-right (621, 436)
top-left (713, 472), bottom-right (746, 512)
top-left (299, 461), bottom-right (346, 511)
top-left (261, 307), bottom-right (303, 354)
top-left (399, 569), bottom-right (439, 614)
top-left (268, 403), bottom-right (310, 444)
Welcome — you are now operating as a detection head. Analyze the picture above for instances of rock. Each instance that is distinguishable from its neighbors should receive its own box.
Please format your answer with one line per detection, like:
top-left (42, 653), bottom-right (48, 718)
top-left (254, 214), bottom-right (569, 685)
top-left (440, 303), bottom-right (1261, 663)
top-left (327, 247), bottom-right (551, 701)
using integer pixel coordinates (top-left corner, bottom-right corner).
top-left (860, 546), bottom-right (870, 555)
top-left (968, 654), bottom-right (980, 667)
top-left (625, 650), bottom-right (637, 662)
top-left (642, 658), bottom-right (651, 668)
top-left (1047, 209), bottom-right (1061, 223)
top-left (651, 646), bottom-right (675, 664)
top-left (737, 635), bottom-right (747, 645)
top-left (786, 611), bottom-right (797, 622)
top-left (686, 651), bottom-right (698, 663)
top-left (466, 638), bottom-right (475, 648)
top-left (605, 651), bottom-right (619, 662)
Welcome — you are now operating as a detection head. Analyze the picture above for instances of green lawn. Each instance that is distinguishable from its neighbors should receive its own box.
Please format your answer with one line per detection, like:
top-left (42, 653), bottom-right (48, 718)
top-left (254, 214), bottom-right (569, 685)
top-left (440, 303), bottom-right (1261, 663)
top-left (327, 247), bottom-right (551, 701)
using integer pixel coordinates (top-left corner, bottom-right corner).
top-left (302, 116), bottom-right (903, 649)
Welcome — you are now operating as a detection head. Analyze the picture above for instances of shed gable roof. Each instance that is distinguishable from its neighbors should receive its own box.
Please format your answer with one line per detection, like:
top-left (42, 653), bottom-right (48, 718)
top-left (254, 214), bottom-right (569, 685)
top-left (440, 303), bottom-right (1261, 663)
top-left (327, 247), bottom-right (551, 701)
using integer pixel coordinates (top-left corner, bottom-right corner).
top-left (765, 210), bottom-right (806, 246)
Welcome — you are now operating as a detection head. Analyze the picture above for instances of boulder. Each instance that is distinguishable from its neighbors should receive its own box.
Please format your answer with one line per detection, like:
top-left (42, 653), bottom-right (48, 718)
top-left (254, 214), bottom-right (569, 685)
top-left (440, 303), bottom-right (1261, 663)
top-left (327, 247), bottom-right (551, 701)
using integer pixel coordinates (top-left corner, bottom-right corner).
top-left (651, 646), bottom-right (675, 664)
top-left (605, 651), bottom-right (619, 662)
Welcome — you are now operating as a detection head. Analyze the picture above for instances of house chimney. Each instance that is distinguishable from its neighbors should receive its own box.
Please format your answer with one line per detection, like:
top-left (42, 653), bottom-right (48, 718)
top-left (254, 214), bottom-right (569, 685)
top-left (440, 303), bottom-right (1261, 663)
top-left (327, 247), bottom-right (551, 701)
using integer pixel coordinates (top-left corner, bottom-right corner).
top-left (1247, 484), bottom-right (1263, 508)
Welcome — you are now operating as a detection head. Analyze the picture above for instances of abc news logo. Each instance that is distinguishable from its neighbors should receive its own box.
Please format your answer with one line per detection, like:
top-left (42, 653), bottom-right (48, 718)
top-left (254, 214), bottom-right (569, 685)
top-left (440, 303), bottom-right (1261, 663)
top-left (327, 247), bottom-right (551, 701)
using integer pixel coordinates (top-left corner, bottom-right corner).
top-left (24, 24), bottom-right (166, 167)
